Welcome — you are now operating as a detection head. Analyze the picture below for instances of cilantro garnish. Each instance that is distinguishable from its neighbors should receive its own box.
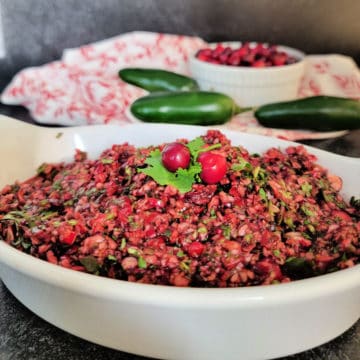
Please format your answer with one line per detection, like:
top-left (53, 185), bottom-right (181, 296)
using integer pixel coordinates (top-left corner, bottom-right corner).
top-left (301, 182), bottom-right (312, 197)
top-left (52, 181), bottom-right (62, 191)
top-left (176, 250), bottom-right (185, 258)
top-left (67, 219), bottom-right (78, 226)
top-left (128, 247), bottom-right (140, 256)
top-left (107, 254), bottom-right (117, 261)
top-left (80, 256), bottom-right (100, 273)
top-left (101, 158), bottom-right (113, 164)
top-left (350, 196), bottom-right (360, 210)
top-left (36, 163), bottom-right (47, 175)
top-left (186, 137), bottom-right (206, 159)
top-left (259, 188), bottom-right (268, 202)
top-left (138, 148), bottom-right (201, 193)
top-left (221, 224), bottom-right (231, 239)
top-left (231, 157), bottom-right (252, 172)
top-left (138, 256), bottom-right (147, 269)
top-left (120, 237), bottom-right (126, 250)
top-left (273, 249), bottom-right (281, 258)
top-left (301, 204), bottom-right (315, 217)
top-left (138, 136), bottom-right (220, 193)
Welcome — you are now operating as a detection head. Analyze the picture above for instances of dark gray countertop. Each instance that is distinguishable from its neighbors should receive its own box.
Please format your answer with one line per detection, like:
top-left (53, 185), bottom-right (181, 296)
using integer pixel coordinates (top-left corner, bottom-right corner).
top-left (0, 104), bottom-right (359, 360)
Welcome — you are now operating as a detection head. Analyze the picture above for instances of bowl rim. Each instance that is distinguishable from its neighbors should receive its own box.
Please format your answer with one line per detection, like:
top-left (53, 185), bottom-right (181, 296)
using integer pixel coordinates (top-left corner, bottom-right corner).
top-left (190, 41), bottom-right (306, 72)
top-left (1, 239), bottom-right (359, 308)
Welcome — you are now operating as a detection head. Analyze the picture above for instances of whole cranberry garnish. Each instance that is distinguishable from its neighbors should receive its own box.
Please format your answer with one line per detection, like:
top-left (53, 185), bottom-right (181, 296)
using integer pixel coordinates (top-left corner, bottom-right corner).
top-left (162, 142), bottom-right (191, 172)
top-left (198, 152), bottom-right (227, 184)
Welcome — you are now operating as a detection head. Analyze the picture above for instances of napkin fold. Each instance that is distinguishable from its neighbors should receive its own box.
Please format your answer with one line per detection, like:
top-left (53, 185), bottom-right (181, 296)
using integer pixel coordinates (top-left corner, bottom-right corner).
top-left (1, 31), bottom-right (360, 140)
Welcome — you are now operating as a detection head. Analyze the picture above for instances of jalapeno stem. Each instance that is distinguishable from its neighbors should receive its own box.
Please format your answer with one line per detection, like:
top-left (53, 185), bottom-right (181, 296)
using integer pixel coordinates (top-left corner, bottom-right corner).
top-left (233, 104), bottom-right (254, 115)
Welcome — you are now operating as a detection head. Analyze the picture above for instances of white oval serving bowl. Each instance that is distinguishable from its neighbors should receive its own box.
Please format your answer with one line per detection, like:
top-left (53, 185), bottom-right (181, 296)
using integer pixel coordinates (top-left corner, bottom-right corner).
top-left (0, 116), bottom-right (359, 360)
top-left (189, 42), bottom-right (306, 107)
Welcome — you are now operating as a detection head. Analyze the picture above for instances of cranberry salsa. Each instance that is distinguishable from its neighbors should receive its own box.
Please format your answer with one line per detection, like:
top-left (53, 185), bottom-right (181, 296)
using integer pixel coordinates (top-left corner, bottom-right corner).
top-left (0, 130), bottom-right (359, 287)
top-left (196, 43), bottom-right (298, 67)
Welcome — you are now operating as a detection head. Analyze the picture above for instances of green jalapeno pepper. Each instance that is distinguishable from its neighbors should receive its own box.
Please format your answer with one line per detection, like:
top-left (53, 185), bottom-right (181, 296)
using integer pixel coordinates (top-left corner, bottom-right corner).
top-left (130, 91), bottom-right (245, 125)
top-left (255, 96), bottom-right (360, 131)
top-left (119, 68), bottom-right (199, 92)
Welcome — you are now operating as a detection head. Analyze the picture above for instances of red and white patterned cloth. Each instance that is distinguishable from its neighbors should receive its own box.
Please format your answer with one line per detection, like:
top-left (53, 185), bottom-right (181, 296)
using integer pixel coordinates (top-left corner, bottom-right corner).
top-left (2, 31), bottom-right (360, 140)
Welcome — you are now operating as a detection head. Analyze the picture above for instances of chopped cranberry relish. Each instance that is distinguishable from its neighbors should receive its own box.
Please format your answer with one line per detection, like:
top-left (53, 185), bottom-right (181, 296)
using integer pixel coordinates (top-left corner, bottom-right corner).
top-left (0, 130), bottom-right (359, 287)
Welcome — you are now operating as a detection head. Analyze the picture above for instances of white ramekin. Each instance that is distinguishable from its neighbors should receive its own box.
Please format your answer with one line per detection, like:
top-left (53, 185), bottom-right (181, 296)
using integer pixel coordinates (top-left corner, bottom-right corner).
top-left (189, 42), bottom-right (306, 107)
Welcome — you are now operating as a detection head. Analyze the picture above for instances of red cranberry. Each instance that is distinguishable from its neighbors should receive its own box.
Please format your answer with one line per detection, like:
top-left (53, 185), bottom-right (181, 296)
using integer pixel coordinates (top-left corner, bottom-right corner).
top-left (196, 42), bottom-right (297, 68)
top-left (198, 152), bottom-right (227, 185)
top-left (162, 142), bottom-right (191, 172)
top-left (188, 241), bottom-right (205, 257)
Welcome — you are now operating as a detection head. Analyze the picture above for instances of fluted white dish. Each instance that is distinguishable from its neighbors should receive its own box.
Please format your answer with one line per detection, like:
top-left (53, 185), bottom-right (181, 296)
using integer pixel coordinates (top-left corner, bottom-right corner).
top-left (0, 116), bottom-right (359, 360)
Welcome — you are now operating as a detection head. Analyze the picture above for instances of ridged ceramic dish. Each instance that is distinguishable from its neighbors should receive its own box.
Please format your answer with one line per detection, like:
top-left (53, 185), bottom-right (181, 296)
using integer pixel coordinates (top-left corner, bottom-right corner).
top-left (0, 116), bottom-right (359, 360)
top-left (189, 42), bottom-right (306, 107)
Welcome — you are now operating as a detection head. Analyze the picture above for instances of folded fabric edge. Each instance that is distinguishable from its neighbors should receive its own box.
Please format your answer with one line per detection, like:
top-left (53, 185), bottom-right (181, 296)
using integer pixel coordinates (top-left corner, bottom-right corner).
top-left (62, 31), bottom-right (207, 63)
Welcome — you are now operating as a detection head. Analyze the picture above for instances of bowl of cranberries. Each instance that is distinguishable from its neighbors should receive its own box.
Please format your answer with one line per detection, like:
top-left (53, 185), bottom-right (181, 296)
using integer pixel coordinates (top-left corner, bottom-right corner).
top-left (189, 42), bottom-right (305, 107)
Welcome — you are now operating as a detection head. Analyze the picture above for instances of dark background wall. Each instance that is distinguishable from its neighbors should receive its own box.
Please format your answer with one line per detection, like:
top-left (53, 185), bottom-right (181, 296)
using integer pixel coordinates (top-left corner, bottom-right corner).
top-left (0, 0), bottom-right (359, 89)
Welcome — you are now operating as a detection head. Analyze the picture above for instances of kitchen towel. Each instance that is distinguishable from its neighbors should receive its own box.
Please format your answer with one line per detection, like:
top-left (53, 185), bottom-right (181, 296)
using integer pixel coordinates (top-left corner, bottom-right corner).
top-left (2, 31), bottom-right (360, 140)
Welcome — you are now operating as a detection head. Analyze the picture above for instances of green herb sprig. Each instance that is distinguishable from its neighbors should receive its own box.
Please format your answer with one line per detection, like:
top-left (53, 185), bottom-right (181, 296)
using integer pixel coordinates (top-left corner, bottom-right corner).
top-left (138, 137), bottom-right (221, 193)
